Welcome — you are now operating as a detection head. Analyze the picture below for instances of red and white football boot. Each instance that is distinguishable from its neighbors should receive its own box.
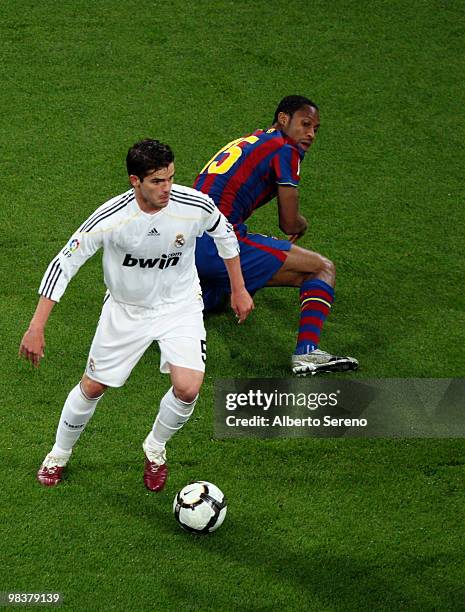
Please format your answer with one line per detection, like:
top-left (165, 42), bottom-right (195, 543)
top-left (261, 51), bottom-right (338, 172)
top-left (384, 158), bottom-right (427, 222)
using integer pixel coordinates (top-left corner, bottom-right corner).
top-left (142, 441), bottom-right (168, 492)
top-left (36, 453), bottom-right (69, 487)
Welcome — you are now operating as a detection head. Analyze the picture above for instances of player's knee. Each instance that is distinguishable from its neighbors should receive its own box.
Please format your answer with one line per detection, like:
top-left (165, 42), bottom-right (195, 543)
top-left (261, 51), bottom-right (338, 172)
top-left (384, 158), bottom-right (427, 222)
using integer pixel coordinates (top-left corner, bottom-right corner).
top-left (321, 256), bottom-right (336, 281)
top-left (80, 376), bottom-right (107, 399)
top-left (301, 255), bottom-right (335, 285)
top-left (173, 384), bottom-right (201, 404)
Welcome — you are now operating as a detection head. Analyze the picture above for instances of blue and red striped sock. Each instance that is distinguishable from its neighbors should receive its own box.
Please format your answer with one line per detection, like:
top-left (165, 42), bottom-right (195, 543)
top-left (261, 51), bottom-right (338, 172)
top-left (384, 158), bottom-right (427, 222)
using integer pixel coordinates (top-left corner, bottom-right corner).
top-left (294, 279), bottom-right (335, 355)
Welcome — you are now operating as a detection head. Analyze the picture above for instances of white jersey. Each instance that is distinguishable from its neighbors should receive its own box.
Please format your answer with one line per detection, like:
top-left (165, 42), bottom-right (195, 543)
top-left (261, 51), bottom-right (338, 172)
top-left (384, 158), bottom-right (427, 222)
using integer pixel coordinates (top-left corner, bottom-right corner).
top-left (39, 184), bottom-right (239, 309)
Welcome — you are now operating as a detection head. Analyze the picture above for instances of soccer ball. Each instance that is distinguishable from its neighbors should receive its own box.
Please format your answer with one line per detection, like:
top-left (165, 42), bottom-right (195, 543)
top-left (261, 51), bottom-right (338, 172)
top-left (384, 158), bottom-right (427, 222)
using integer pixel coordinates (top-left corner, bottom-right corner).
top-left (173, 481), bottom-right (227, 534)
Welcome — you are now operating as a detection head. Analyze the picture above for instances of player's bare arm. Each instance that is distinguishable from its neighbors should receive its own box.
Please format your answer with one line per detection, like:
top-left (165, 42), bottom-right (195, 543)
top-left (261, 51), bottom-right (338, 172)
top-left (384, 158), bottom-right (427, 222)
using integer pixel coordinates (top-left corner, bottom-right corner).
top-left (277, 185), bottom-right (308, 240)
top-left (223, 255), bottom-right (254, 323)
top-left (19, 296), bottom-right (56, 368)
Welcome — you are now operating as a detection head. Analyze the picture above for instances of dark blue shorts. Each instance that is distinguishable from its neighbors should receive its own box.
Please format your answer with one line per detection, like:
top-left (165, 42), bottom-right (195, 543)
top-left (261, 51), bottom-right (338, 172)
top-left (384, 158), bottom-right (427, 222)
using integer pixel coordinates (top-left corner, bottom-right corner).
top-left (195, 225), bottom-right (291, 311)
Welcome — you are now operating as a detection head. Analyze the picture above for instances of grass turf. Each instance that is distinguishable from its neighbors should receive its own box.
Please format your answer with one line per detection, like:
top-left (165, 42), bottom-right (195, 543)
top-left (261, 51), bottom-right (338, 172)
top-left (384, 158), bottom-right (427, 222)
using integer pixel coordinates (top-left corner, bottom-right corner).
top-left (1, 0), bottom-right (465, 610)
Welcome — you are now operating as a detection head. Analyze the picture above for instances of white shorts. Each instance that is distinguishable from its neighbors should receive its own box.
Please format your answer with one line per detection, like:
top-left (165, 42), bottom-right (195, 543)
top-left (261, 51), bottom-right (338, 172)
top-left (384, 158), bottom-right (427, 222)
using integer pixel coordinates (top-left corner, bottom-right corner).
top-left (85, 296), bottom-right (206, 387)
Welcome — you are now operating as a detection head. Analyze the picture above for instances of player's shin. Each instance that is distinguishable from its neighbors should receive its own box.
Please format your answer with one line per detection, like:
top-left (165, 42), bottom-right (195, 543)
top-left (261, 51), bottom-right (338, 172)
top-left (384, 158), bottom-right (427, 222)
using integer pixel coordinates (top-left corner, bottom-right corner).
top-left (295, 279), bottom-right (334, 355)
top-left (144, 387), bottom-right (197, 453)
top-left (51, 382), bottom-right (103, 457)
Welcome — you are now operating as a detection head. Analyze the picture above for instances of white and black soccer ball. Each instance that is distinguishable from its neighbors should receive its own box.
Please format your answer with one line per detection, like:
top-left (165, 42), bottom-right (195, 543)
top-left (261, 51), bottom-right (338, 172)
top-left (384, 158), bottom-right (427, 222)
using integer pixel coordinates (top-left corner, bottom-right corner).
top-left (173, 481), bottom-right (227, 534)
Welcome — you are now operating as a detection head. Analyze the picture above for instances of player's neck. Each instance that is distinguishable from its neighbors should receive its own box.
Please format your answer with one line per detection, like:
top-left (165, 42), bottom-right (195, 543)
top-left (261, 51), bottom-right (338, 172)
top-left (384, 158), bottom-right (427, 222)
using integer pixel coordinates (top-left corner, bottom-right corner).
top-left (134, 193), bottom-right (165, 215)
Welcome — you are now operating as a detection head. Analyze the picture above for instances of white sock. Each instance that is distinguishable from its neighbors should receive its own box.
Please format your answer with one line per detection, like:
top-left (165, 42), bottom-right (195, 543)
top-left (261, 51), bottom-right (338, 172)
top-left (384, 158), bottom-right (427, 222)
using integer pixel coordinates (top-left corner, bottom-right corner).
top-left (145, 387), bottom-right (197, 453)
top-left (51, 383), bottom-right (103, 456)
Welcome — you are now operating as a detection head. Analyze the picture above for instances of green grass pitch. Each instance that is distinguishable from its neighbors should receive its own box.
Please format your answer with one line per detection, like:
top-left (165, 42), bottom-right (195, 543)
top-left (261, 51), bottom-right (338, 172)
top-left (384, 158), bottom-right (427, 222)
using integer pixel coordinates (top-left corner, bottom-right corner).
top-left (1, 1), bottom-right (465, 610)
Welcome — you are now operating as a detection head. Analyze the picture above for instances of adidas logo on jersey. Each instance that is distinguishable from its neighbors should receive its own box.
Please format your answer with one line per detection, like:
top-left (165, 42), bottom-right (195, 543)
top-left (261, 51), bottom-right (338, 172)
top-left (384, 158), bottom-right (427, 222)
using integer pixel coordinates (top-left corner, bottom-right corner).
top-left (147, 227), bottom-right (160, 236)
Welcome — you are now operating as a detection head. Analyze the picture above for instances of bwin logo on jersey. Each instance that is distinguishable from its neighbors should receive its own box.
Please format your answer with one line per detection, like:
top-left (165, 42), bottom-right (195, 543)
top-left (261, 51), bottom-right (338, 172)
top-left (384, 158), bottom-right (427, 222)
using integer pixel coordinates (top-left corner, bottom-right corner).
top-left (122, 252), bottom-right (182, 269)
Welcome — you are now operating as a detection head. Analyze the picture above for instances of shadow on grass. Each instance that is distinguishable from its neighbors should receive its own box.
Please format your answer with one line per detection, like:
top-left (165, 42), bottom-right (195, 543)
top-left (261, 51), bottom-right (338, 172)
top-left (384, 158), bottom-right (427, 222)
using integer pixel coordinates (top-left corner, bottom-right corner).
top-left (204, 288), bottom-right (299, 377)
top-left (25, 440), bottom-right (464, 612)
top-left (95, 475), bottom-right (465, 612)
top-left (204, 286), bottom-right (377, 379)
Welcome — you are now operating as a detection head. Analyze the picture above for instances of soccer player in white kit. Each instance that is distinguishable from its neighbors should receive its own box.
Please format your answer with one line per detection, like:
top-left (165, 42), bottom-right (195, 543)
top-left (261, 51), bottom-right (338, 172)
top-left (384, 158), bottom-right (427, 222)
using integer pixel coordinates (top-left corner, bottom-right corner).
top-left (19, 139), bottom-right (254, 491)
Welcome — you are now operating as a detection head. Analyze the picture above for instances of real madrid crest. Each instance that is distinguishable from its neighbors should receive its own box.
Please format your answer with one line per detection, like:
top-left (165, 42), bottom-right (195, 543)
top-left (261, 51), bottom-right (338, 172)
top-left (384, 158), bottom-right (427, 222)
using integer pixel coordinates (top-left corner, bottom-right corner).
top-left (175, 234), bottom-right (185, 247)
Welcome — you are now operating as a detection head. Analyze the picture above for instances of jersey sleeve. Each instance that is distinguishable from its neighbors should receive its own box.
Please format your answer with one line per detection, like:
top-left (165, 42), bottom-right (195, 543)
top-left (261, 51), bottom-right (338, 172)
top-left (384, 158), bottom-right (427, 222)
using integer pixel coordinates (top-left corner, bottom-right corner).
top-left (200, 199), bottom-right (240, 260)
top-left (38, 224), bottom-right (104, 303)
top-left (272, 144), bottom-right (301, 188)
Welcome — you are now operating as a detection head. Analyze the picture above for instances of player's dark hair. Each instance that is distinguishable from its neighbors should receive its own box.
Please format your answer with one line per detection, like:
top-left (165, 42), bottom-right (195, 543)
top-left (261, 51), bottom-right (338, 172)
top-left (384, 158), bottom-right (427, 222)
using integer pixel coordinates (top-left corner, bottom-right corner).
top-left (126, 139), bottom-right (174, 180)
top-left (273, 95), bottom-right (319, 124)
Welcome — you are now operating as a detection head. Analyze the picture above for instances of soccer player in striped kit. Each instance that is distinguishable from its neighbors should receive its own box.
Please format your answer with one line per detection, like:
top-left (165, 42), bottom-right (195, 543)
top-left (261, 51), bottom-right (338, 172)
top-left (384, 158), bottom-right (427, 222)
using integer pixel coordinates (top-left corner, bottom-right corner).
top-left (19, 139), bottom-right (253, 489)
top-left (194, 95), bottom-right (358, 375)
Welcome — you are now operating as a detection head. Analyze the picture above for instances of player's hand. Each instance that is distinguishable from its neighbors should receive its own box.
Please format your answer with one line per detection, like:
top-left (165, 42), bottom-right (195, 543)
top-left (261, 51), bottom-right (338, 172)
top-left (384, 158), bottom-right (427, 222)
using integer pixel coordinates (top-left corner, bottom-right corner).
top-left (231, 288), bottom-right (254, 324)
top-left (287, 226), bottom-right (308, 244)
top-left (18, 327), bottom-right (45, 368)
top-left (286, 214), bottom-right (308, 243)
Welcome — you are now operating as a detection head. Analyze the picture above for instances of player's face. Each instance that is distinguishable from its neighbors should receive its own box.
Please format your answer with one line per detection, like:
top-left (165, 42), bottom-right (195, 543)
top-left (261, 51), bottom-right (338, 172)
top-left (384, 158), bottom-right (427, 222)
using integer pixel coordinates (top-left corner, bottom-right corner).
top-left (130, 163), bottom-right (175, 212)
top-left (279, 105), bottom-right (320, 152)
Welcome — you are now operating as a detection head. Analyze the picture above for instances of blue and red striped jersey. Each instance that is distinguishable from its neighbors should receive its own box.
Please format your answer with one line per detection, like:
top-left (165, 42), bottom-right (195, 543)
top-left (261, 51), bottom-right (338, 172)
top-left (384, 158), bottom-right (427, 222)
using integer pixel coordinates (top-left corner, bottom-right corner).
top-left (193, 128), bottom-right (305, 226)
